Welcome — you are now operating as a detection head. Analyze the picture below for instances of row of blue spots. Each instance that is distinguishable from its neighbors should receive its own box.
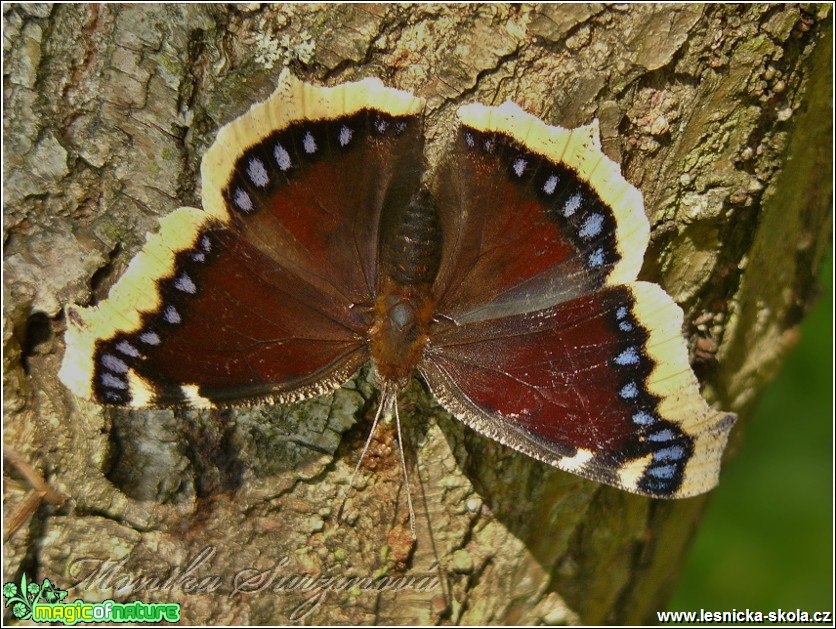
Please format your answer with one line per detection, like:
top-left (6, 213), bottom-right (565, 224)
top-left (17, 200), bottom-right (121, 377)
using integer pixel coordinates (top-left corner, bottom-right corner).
top-left (232, 115), bottom-right (407, 215)
top-left (461, 126), bottom-right (613, 271)
top-left (97, 232), bottom-right (213, 400)
top-left (610, 301), bottom-right (688, 475)
top-left (644, 428), bottom-right (688, 480)
top-left (513, 158), bottom-right (608, 269)
top-left (233, 126), bottom-right (342, 213)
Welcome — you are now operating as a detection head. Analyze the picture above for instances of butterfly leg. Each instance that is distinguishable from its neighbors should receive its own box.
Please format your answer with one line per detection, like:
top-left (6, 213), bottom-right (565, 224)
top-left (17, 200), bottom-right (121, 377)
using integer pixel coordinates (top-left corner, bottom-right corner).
top-left (337, 387), bottom-right (390, 527)
top-left (392, 395), bottom-right (417, 538)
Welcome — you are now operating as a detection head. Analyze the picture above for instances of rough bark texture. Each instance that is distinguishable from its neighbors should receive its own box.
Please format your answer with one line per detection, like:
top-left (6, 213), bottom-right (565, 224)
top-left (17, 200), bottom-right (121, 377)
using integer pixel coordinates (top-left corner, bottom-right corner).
top-left (3, 3), bottom-right (831, 625)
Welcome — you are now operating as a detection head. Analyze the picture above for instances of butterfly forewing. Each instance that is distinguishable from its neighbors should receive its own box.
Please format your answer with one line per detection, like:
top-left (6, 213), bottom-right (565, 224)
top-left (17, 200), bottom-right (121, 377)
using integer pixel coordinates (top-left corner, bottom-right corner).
top-left (431, 103), bottom-right (648, 325)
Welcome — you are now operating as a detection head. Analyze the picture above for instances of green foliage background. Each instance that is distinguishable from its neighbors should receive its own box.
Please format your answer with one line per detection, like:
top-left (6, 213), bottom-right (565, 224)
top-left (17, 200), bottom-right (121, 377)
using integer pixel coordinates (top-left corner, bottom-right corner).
top-left (671, 255), bottom-right (833, 613)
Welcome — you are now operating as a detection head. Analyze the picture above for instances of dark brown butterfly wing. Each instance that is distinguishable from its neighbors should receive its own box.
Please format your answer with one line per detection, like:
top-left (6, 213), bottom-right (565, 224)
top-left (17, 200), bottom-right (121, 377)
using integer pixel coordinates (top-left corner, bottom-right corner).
top-left (422, 103), bottom-right (734, 497)
top-left (430, 104), bottom-right (648, 324)
top-left (60, 73), bottom-right (425, 407)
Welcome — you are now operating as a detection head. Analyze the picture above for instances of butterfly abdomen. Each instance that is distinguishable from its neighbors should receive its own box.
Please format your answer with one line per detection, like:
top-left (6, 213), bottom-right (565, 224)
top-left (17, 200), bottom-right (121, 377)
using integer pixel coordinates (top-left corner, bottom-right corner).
top-left (381, 189), bottom-right (442, 287)
top-left (370, 190), bottom-right (441, 384)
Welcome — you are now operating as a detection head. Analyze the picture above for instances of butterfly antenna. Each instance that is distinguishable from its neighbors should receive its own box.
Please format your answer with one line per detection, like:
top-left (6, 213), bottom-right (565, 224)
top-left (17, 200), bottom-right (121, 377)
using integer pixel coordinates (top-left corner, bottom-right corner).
top-left (392, 391), bottom-right (417, 538)
top-left (338, 387), bottom-right (389, 525)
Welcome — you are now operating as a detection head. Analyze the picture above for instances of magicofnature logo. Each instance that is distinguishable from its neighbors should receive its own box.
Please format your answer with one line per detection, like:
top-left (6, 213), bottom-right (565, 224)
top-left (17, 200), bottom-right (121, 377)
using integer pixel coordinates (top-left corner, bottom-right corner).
top-left (3, 574), bottom-right (180, 624)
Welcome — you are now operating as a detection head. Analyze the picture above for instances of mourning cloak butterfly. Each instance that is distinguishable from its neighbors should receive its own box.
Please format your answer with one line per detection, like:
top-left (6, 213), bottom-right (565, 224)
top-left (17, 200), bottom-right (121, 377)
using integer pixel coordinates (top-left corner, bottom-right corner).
top-left (59, 71), bottom-right (735, 500)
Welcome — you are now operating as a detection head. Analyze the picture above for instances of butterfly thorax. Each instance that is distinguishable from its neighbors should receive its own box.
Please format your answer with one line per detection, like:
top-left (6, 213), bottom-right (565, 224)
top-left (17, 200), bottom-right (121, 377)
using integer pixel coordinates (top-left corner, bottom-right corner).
top-left (370, 190), bottom-right (441, 384)
top-left (369, 283), bottom-right (435, 384)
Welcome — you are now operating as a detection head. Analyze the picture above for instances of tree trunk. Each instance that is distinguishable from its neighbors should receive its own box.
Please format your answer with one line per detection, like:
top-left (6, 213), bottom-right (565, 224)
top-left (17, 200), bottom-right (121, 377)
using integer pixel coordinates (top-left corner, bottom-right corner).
top-left (3, 3), bottom-right (831, 624)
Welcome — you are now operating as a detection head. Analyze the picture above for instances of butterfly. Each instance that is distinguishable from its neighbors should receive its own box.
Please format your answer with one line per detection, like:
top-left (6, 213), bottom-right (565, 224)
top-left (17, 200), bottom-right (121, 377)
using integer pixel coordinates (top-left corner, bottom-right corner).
top-left (59, 71), bottom-right (735, 512)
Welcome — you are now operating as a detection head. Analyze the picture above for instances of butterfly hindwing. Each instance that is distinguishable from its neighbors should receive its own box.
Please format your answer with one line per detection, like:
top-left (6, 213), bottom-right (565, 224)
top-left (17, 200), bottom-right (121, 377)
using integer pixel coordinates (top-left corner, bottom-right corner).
top-left (423, 282), bottom-right (733, 497)
top-left (63, 215), bottom-right (372, 407)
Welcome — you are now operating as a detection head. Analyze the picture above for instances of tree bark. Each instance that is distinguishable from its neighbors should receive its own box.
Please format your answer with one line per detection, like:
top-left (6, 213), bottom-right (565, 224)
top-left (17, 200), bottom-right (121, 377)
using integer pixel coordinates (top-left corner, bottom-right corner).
top-left (3, 3), bottom-right (831, 624)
